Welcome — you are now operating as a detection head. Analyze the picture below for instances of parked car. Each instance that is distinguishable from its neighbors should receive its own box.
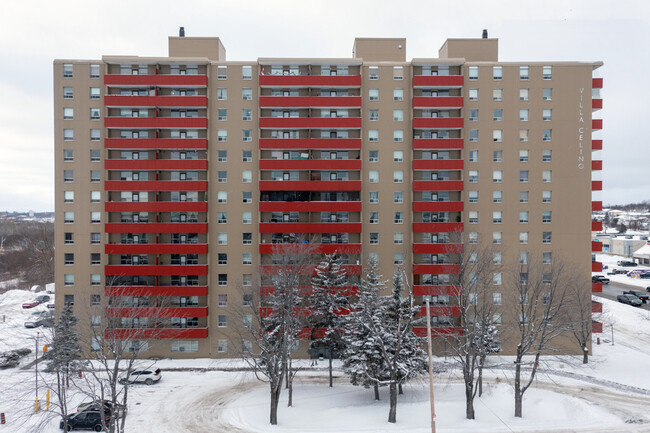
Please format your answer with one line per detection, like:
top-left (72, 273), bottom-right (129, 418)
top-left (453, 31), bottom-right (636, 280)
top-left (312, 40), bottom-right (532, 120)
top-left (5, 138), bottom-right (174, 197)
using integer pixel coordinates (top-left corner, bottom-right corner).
top-left (77, 400), bottom-right (126, 416)
top-left (640, 272), bottom-right (650, 279)
top-left (617, 294), bottom-right (643, 307)
top-left (22, 295), bottom-right (51, 309)
top-left (59, 410), bottom-right (110, 431)
top-left (22, 300), bottom-right (39, 309)
top-left (607, 269), bottom-right (627, 275)
top-left (623, 290), bottom-right (650, 303)
top-left (592, 275), bottom-right (610, 284)
top-left (119, 368), bottom-right (161, 385)
top-left (24, 311), bottom-right (55, 328)
top-left (36, 295), bottom-right (51, 304)
top-left (617, 261), bottom-right (637, 267)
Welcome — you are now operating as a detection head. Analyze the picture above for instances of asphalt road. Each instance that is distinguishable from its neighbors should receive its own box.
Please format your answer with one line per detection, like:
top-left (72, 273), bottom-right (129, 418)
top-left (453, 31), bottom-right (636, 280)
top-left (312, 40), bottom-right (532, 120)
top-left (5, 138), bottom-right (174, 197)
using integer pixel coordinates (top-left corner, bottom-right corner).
top-left (595, 280), bottom-right (650, 311)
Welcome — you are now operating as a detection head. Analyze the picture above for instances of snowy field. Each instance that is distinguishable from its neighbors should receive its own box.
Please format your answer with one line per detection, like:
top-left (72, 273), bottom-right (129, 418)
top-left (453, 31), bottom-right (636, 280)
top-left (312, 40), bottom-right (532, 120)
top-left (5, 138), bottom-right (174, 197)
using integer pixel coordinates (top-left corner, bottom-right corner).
top-left (594, 253), bottom-right (650, 290)
top-left (2, 288), bottom-right (650, 432)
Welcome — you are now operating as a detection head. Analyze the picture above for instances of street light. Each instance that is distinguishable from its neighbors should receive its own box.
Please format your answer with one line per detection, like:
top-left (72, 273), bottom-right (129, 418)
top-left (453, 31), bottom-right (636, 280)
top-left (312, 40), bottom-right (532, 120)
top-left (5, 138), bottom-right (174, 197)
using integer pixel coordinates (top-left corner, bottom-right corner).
top-left (425, 299), bottom-right (436, 433)
top-left (35, 332), bottom-right (39, 413)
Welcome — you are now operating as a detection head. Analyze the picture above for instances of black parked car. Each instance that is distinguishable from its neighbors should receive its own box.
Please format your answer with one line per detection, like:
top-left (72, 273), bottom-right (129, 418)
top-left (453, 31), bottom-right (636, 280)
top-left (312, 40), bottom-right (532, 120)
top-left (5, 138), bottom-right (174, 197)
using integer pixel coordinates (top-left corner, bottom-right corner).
top-left (617, 261), bottom-right (637, 267)
top-left (617, 294), bottom-right (643, 307)
top-left (60, 410), bottom-right (110, 431)
top-left (623, 290), bottom-right (650, 303)
top-left (592, 275), bottom-right (610, 284)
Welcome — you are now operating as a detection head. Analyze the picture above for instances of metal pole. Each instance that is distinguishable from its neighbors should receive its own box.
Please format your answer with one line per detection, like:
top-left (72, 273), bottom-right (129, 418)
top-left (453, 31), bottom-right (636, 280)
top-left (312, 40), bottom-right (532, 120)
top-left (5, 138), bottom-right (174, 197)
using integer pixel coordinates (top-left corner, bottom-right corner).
top-left (35, 332), bottom-right (39, 413)
top-left (611, 324), bottom-right (614, 346)
top-left (425, 299), bottom-right (436, 433)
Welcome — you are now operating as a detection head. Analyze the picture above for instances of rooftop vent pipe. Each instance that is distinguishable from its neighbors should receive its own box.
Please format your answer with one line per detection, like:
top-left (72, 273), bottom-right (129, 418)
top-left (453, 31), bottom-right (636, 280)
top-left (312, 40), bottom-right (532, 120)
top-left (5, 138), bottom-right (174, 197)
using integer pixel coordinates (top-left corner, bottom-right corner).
top-left (179, 27), bottom-right (185, 37)
top-left (482, 29), bottom-right (488, 39)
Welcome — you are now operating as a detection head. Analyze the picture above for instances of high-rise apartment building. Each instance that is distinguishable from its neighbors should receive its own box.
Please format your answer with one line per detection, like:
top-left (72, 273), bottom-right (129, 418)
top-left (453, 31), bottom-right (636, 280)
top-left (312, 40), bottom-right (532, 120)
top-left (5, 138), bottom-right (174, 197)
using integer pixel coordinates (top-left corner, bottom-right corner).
top-left (54, 32), bottom-right (604, 358)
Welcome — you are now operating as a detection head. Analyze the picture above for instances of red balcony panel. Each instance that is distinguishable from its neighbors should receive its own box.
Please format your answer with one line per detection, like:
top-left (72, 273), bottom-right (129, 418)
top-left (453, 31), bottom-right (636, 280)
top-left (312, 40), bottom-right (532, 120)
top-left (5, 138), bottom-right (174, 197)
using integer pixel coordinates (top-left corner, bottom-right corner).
top-left (417, 305), bottom-right (461, 317)
top-left (259, 117), bottom-right (362, 129)
top-left (105, 285), bottom-right (208, 297)
top-left (592, 78), bottom-right (603, 89)
top-left (259, 201), bottom-right (362, 213)
top-left (259, 75), bottom-right (361, 87)
top-left (413, 117), bottom-right (464, 129)
top-left (592, 301), bottom-right (603, 313)
top-left (259, 243), bottom-right (361, 255)
top-left (413, 285), bottom-right (459, 296)
top-left (592, 139), bottom-right (603, 150)
top-left (592, 181), bottom-right (603, 191)
top-left (592, 99), bottom-right (603, 110)
top-left (413, 327), bottom-right (464, 337)
top-left (104, 138), bottom-right (208, 150)
top-left (413, 201), bottom-right (464, 212)
top-left (104, 95), bottom-right (208, 107)
top-left (106, 328), bottom-right (208, 340)
top-left (259, 264), bottom-right (361, 275)
top-left (592, 119), bottom-right (602, 130)
top-left (105, 202), bottom-right (207, 213)
top-left (104, 74), bottom-right (208, 87)
top-left (105, 244), bottom-right (208, 255)
top-left (105, 117), bottom-right (207, 129)
top-left (592, 201), bottom-right (603, 212)
top-left (104, 180), bottom-right (207, 191)
top-left (412, 138), bottom-right (464, 150)
top-left (413, 222), bottom-right (464, 233)
top-left (413, 180), bottom-right (464, 191)
top-left (259, 180), bottom-right (361, 191)
top-left (592, 160), bottom-right (602, 171)
top-left (259, 159), bottom-right (361, 171)
top-left (592, 321), bottom-right (603, 334)
top-left (592, 262), bottom-right (603, 272)
top-left (258, 222), bottom-right (362, 233)
top-left (413, 243), bottom-right (463, 254)
top-left (105, 159), bottom-right (208, 171)
top-left (412, 75), bottom-right (464, 88)
top-left (259, 96), bottom-right (362, 108)
top-left (105, 307), bottom-right (208, 318)
top-left (105, 223), bottom-right (208, 233)
top-left (413, 96), bottom-right (464, 108)
top-left (105, 265), bottom-right (208, 276)
top-left (591, 241), bottom-right (602, 252)
top-left (592, 221), bottom-right (603, 231)
top-left (592, 282), bottom-right (603, 293)
top-left (413, 159), bottom-right (463, 171)
top-left (413, 264), bottom-right (461, 275)
top-left (259, 138), bottom-right (361, 150)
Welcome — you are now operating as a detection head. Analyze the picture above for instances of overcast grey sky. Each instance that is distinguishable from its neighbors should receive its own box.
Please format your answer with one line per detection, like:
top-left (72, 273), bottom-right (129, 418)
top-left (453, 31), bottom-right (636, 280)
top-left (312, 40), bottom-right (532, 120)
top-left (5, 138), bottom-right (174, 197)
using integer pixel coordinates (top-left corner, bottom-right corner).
top-left (0, 0), bottom-right (647, 212)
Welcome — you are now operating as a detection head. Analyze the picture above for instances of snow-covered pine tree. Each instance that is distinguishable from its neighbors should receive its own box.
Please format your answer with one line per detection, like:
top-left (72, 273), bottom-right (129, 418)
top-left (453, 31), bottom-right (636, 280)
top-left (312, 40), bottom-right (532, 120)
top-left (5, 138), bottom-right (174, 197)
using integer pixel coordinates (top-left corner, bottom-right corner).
top-left (473, 321), bottom-right (501, 396)
top-left (309, 253), bottom-right (349, 387)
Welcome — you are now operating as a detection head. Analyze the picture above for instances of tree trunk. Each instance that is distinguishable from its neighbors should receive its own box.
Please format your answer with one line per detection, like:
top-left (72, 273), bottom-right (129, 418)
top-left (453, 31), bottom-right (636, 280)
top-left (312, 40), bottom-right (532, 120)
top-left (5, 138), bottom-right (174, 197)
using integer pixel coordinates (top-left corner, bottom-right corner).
top-left (270, 381), bottom-right (281, 425)
top-left (465, 381), bottom-right (475, 420)
top-left (329, 351), bottom-right (333, 388)
top-left (374, 382), bottom-right (380, 401)
top-left (583, 346), bottom-right (589, 364)
top-left (398, 383), bottom-right (403, 395)
top-left (287, 358), bottom-right (293, 407)
top-left (514, 359), bottom-right (523, 418)
top-left (388, 382), bottom-right (397, 423)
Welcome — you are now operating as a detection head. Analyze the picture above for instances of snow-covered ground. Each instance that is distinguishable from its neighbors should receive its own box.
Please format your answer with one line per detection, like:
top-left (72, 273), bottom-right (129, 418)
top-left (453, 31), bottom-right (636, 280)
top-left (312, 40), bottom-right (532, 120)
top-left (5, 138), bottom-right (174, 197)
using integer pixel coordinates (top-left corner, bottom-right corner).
top-left (2, 288), bottom-right (650, 432)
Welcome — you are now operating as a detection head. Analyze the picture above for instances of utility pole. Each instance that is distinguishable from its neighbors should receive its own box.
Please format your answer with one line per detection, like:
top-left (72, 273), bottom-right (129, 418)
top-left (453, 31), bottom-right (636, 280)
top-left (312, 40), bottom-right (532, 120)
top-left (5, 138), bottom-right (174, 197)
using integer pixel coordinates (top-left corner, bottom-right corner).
top-left (35, 332), bottom-right (39, 413)
top-left (425, 299), bottom-right (436, 433)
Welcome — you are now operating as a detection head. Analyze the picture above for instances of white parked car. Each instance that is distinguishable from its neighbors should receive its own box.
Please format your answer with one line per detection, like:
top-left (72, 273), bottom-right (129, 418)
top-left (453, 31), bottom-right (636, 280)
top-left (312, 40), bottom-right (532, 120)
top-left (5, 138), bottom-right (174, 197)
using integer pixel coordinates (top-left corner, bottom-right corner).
top-left (119, 368), bottom-right (161, 385)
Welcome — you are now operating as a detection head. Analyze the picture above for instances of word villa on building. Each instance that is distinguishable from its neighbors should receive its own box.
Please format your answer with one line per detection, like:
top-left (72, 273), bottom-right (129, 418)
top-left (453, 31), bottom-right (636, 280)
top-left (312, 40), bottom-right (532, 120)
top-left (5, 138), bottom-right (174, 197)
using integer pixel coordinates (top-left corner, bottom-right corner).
top-left (53, 30), bottom-right (604, 358)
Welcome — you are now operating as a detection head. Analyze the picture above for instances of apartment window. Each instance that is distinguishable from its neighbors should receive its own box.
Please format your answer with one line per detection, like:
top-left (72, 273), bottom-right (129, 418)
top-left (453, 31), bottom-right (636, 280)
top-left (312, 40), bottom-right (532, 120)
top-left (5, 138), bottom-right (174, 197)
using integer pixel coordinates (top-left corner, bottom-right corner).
top-left (218, 233), bottom-right (227, 245)
top-left (469, 232), bottom-right (478, 244)
top-left (519, 232), bottom-right (529, 244)
top-left (468, 89), bottom-right (478, 101)
top-left (469, 170), bottom-right (478, 183)
top-left (393, 109), bottom-right (403, 121)
top-left (242, 88), bottom-right (252, 100)
top-left (493, 272), bottom-right (502, 285)
top-left (243, 191), bottom-right (252, 203)
top-left (217, 109), bottom-right (227, 121)
top-left (63, 64), bottom-right (73, 78)
top-left (393, 66), bottom-right (403, 80)
top-left (64, 253), bottom-right (74, 265)
top-left (468, 191), bottom-right (478, 203)
top-left (242, 170), bottom-right (252, 183)
top-left (543, 66), bottom-right (552, 80)
top-left (218, 315), bottom-right (227, 327)
top-left (543, 232), bottom-right (552, 244)
top-left (217, 191), bottom-right (227, 203)
top-left (369, 88), bottom-right (379, 101)
top-left (468, 66), bottom-right (478, 80)
top-left (217, 150), bottom-right (227, 162)
top-left (393, 88), bottom-right (403, 101)
top-left (542, 190), bottom-right (552, 203)
top-left (241, 129), bottom-right (252, 142)
top-left (469, 211), bottom-right (478, 223)
top-left (394, 232), bottom-right (404, 245)
top-left (242, 65), bottom-right (252, 79)
top-left (542, 150), bottom-right (552, 162)
top-left (369, 171), bottom-right (379, 183)
top-left (493, 150), bottom-right (502, 162)
top-left (368, 130), bottom-right (378, 142)
top-left (519, 88), bottom-right (529, 101)
top-left (369, 109), bottom-right (379, 121)
top-left (519, 211), bottom-right (529, 223)
top-left (394, 253), bottom-right (404, 265)
top-left (469, 129), bottom-right (478, 142)
top-left (242, 109), bottom-right (252, 121)
top-left (218, 170), bottom-right (227, 183)
top-left (394, 212), bottom-right (403, 224)
top-left (91, 253), bottom-right (101, 265)
top-left (63, 87), bottom-right (73, 99)
top-left (217, 88), bottom-right (227, 100)
top-left (520, 129), bottom-right (529, 142)
top-left (218, 212), bottom-right (227, 223)
top-left (393, 150), bottom-right (403, 162)
top-left (519, 109), bottom-right (529, 121)
top-left (369, 232), bottom-right (379, 244)
top-left (520, 66), bottom-right (529, 80)
top-left (243, 233), bottom-right (252, 244)
top-left (64, 129), bottom-right (74, 141)
top-left (493, 130), bottom-right (502, 142)
top-left (469, 109), bottom-right (478, 121)
top-left (393, 171), bottom-right (403, 183)
top-left (217, 340), bottom-right (227, 353)
top-left (493, 109), bottom-right (503, 121)
top-left (243, 276), bottom-right (252, 288)
top-left (90, 87), bottom-right (100, 99)
top-left (369, 150), bottom-right (378, 162)
top-left (542, 170), bottom-right (552, 183)
top-left (493, 66), bottom-right (502, 80)
top-left (91, 274), bottom-right (101, 285)
top-left (369, 212), bottom-right (379, 224)
top-left (493, 191), bottom-right (502, 203)
top-left (242, 150), bottom-right (252, 162)
top-left (492, 211), bottom-right (502, 224)
top-left (519, 150), bottom-right (529, 162)
top-left (91, 212), bottom-right (101, 223)
top-left (369, 191), bottom-right (378, 204)
top-left (64, 170), bottom-right (74, 182)
top-left (90, 129), bottom-right (100, 141)
top-left (91, 191), bottom-right (100, 203)
top-left (393, 191), bottom-right (403, 203)
top-left (90, 294), bottom-right (101, 306)
top-left (218, 253), bottom-right (228, 265)
top-left (91, 233), bottom-right (100, 244)
top-left (217, 130), bottom-right (227, 142)
top-left (393, 130), bottom-right (403, 142)
top-left (218, 293), bottom-right (227, 304)
top-left (368, 66), bottom-right (379, 80)
top-left (64, 191), bottom-right (74, 203)
top-left (493, 253), bottom-right (502, 265)
top-left (90, 149), bottom-right (100, 162)
top-left (542, 211), bottom-right (552, 223)
top-left (63, 108), bottom-right (74, 119)
top-left (493, 88), bottom-right (503, 101)
top-left (90, 108), bottom-right (101, 120)
top-left (217, 66), bottom-right (227, 79)
top-left (520, 191), bottom-right (529, 203)
top-left (64, 232), bottom-right (73, 244)
top-left (543, 129), bottom-right (552, 141)
top-left (543, 252), bottom-right (552, 264)
top-left (542, 109), bottom-right (552, 121)
top-left (64, 274), bottom-right (74, 286)
top-left (520, 170), bottom-right (529, 183)
top-left (493, 170), bottom-right (502, 183)
top-left (469, 150), bottom-right (478, 162)
top-left (242, 212), bottom-right (252, 224)
top-left (243, 253), bottom-right (252, 265)
top-left (89, 64), bottom-right (100, 78)
top-left (543, 88), bottom-right (553, 101)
